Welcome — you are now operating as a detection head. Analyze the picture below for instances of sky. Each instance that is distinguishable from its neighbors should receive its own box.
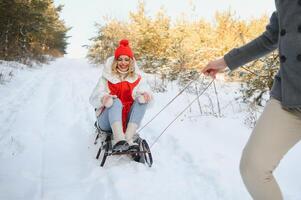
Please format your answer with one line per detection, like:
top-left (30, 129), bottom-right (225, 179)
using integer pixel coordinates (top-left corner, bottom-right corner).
top-left (53, 0), bottom-right (276, 58)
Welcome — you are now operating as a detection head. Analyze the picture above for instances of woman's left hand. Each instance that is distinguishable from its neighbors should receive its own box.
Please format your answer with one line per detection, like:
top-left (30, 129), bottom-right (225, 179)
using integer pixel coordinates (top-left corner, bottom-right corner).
top-left (138, 92), bottom-right (152, 104)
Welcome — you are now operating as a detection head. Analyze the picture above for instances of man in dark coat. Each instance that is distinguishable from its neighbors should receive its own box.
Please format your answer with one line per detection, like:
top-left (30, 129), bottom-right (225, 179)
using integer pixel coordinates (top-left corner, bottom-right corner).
top-left (202, 1), bottom-right (301, 199)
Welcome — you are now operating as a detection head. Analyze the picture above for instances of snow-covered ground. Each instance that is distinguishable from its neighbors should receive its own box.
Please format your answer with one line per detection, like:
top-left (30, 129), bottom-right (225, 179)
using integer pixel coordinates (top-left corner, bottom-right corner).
top-left (0, 58), bottom-right (301, 200)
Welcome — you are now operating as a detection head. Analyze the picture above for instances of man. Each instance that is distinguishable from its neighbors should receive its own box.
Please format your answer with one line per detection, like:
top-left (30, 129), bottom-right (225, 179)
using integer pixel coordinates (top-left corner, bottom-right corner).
top-left (202, 1), bottom-right (301, 199)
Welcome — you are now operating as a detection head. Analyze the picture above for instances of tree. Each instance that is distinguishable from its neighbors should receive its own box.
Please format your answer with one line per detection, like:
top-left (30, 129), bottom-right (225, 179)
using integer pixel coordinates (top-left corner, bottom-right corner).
top-left (129, 1), bottom-right (170, 74)
top-left (87, 19), bottom-right (130, 64)
top-left (0, 0), bottom-right (69, 65)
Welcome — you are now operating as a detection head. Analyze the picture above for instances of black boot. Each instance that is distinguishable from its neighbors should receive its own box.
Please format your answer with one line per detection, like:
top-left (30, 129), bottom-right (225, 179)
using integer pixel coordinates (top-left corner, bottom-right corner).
top-left (112, 140), bottom-right (129, 152)
top-left (128, 144), bottom-right (140, 152)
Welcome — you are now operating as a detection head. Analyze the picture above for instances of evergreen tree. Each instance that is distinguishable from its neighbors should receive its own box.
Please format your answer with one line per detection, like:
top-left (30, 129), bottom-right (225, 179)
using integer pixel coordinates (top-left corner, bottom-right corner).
top-left (87, 20), bottom-right (130, 64)
top-left (0, 0), bottom-right (69, 65)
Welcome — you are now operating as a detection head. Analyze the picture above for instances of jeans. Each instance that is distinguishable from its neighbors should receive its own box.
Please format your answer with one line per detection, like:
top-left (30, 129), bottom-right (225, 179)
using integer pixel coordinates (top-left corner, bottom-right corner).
top-left (97, 98), bottom-right (148, 132)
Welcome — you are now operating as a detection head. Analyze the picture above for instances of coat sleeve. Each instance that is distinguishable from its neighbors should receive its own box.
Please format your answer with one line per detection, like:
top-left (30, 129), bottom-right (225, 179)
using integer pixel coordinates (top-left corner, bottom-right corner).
top-left (224, 11), bottom-right (279, 70)
top-left (89, 77), bottom-right (109, 109)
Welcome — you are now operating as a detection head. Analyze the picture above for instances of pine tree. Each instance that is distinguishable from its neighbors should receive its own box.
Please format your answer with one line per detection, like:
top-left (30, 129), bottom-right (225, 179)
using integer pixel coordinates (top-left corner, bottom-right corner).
top-left (87, 19), bottom-right (130, 64)
top-left (129, 1), bottom-right (170, 73)
top-left (0, 0), bottom-right (69, 65)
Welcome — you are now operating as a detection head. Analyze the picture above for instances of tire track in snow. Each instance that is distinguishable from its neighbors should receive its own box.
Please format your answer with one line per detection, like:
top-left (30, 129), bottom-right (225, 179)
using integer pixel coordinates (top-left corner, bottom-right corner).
top-left (0, 64), bottom-right (59, 200)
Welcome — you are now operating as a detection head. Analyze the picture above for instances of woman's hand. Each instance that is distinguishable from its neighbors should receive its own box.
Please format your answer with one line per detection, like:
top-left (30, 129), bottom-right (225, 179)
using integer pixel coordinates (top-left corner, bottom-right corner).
top-left (138, 92), bottom-right (152, 104)
top-left (102, 94), bottom-right (117, 108)
top-left (202, 57), bottom-right (227, 79)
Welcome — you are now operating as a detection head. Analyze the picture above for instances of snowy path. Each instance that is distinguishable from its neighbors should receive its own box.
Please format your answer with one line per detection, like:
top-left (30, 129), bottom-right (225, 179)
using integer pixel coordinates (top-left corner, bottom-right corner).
top-left (1, 58), bottom-right (301, 200)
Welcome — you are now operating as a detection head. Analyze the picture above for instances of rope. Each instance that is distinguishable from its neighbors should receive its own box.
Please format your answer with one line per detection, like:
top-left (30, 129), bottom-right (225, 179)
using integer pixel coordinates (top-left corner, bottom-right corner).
top-left (241, 66), bottom-right (263, 77)
top-left (149, 79), bottom-right (214, 148)
top-left (240, 55), bottom-right (279, 77)
top-left (137, 78), bottom-right (197, 134)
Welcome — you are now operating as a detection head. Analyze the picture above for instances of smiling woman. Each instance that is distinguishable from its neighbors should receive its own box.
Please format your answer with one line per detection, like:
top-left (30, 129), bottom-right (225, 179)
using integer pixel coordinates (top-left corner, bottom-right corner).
top-left (89, 39), bottom-right (153, 152)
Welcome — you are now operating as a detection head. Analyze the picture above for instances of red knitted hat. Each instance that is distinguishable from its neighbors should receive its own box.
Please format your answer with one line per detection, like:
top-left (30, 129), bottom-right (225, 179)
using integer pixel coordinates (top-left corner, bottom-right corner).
top-left (114, 39), bottom-right (134, 59)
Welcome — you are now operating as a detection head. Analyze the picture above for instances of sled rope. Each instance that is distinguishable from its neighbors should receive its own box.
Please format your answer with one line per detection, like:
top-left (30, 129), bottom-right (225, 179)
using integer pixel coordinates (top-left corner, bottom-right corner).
top-left (240, 66), bottom-right (270, 77)
top-left (137, 78), bottom-right (197, 134)
top-left (149, 79), bottom-right (215, 148)
top-left (240, 55), bottom-right (279, 78)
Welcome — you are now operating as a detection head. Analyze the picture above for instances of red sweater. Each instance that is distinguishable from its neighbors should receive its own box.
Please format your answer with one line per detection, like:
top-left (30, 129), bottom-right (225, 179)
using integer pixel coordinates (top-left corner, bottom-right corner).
top-left (108, 76), bottom-right (141, 132)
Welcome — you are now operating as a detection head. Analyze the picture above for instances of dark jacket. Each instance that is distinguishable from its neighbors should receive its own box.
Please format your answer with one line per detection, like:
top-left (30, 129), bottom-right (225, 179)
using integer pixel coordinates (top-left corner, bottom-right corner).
top-left (224, 0), bottom-right (301, 108)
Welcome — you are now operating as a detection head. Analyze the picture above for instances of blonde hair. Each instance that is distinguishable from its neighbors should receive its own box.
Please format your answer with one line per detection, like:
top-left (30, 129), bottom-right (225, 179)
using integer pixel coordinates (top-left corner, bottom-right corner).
top-left (111, 58), bottom-right (135, 78)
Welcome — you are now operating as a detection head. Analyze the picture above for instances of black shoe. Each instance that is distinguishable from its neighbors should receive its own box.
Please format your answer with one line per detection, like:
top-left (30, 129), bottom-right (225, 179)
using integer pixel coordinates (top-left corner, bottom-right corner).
top-left (128, 144), bottom-right (140, 152)
top-left (112, 140), bottom-right (129, 152)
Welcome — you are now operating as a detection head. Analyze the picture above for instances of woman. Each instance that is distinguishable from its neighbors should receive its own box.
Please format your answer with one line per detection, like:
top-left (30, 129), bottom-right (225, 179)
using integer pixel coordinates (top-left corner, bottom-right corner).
top-left (89, 39), bottom-right (153, 152)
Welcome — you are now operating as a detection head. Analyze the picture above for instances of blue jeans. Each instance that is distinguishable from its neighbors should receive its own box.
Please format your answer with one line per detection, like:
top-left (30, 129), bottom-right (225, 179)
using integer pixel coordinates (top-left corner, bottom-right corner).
top-left (97, 98), bottom-right (148, 132)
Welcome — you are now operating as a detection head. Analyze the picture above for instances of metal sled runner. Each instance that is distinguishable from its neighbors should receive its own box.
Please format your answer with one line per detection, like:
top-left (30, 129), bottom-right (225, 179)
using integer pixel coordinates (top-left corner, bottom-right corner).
top-left (93, 122), bottom-right (153, 167)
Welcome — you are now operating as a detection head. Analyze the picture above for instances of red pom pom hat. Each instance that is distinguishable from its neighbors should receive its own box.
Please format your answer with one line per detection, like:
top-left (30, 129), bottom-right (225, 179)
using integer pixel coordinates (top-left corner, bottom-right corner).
top-left (114, 39), bottom-right (134, 59)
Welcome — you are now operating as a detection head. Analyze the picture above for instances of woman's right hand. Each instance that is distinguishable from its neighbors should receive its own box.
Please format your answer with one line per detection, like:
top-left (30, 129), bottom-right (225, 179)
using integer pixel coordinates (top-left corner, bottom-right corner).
top-left (202, 57), bottom-right (228, 79)
top-left (102, 94), bottom-right (117, 108)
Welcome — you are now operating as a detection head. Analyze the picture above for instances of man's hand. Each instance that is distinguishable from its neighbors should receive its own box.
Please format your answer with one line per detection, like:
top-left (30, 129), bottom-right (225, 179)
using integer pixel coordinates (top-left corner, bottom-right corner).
top-left (202, 57), bottom-right (228, 79)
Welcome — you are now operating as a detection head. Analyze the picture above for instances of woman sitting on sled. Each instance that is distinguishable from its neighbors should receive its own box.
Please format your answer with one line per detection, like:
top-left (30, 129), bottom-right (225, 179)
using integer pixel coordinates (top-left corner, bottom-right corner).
top-left (89, 39), bottom-right (153, 152)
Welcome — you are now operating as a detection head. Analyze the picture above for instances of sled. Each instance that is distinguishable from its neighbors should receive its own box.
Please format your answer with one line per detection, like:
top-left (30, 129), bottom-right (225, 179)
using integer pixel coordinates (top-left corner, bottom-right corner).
top-left (93, 121), bottom-right (153, 167)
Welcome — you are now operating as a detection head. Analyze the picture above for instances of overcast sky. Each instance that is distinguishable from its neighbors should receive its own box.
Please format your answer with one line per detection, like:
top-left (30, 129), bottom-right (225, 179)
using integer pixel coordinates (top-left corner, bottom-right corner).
top-left (53, 0), bottom-right (275, 58)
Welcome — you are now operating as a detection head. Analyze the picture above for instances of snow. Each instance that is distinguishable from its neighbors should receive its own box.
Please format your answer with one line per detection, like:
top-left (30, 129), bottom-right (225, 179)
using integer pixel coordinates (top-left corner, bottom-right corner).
top-left (0, 58), bottom-right (301, 200)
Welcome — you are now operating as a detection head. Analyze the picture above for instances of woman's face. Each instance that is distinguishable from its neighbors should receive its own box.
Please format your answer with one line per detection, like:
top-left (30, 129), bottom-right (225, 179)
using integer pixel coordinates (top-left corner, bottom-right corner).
top-left (117, 55), bottom-right (130, 72)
